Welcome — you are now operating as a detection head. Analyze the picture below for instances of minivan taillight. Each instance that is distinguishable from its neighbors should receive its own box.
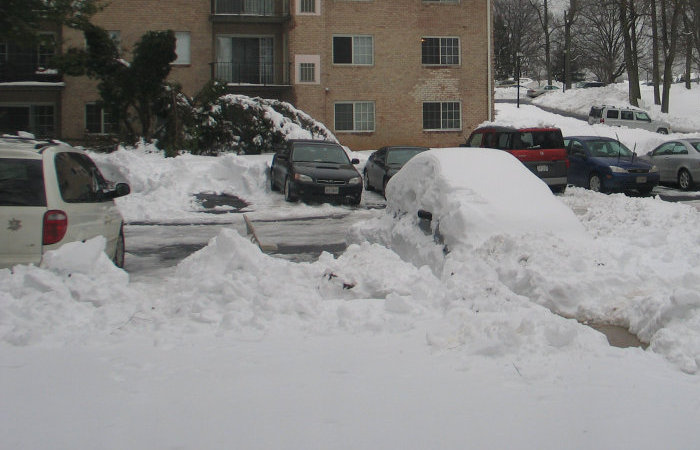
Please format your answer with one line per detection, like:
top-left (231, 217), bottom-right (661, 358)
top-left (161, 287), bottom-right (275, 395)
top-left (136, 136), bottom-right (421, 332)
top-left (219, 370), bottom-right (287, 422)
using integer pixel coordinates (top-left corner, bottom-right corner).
top-left (600, 118), bottom-right (605, 124)
top-left (43, 210), bottom-right (68, 245)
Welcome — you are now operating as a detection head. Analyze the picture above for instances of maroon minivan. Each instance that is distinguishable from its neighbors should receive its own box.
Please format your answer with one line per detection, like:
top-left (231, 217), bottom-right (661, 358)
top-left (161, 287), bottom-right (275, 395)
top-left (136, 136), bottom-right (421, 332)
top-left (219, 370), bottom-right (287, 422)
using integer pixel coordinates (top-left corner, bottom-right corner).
top-left (465, 126), bottom-right (569, 193)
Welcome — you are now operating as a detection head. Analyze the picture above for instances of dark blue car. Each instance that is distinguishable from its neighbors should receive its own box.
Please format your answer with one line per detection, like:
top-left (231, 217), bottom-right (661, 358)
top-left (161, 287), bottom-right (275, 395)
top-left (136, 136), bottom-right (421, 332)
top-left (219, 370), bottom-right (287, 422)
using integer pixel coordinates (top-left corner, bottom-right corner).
top-left (564, 136), bottom-right (659, 195)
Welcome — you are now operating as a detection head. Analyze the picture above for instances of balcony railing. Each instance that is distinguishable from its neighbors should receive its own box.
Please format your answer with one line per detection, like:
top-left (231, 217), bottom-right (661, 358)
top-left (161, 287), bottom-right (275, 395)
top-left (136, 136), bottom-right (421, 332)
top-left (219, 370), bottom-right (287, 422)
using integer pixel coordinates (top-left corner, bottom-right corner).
top-left (211, 62), bottom-right (290, 85)
top-left (212, 0), bottom-right (289, 17)
top-left (0, 61), bottom-right (62, 83)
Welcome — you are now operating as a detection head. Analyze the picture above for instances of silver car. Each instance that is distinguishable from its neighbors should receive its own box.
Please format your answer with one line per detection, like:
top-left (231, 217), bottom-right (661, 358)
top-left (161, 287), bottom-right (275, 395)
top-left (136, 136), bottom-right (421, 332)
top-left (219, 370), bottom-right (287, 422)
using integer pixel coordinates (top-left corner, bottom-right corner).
top-left (645, 139), bottom-right (700, 190)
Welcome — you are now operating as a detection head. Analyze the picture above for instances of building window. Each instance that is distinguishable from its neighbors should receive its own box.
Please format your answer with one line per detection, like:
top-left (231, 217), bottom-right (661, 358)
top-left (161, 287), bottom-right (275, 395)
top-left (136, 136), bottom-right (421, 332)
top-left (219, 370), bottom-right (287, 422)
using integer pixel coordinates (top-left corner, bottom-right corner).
top-left (85, 104), bottom-right (116, 134)
top-left (173, 32), bottom-right (191, 65)
top-left (299, 63), bottom-right (315, 82)
top-left (37, 33), bottom-right (56, 69)
top-left (423, 102), bottom-right (461, 131)
top-left (333, 35), bottom-right (373, 65)
top-left (421, 37), bottom-right (460, 65)
top-left (335, 102), bottom-right (375, 132)
top-left (300, 0), bottom-right (316, 13)
top-left (107, 30), bottom-right (121, 51)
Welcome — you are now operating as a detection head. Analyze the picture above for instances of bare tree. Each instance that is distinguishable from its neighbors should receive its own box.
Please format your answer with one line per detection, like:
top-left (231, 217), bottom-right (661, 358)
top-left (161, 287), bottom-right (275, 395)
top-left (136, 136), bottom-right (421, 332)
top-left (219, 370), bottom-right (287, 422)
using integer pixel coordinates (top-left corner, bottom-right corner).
top-left (618, 0), bottom-right (643, 105)
top-left (494, 0), bottom-right (543, 80)
top-left (576, 0), bottom-right (626, 83)
top-left (563, 1), bottom-right (579, 89)
top-left (529, 0), bottom-right (554, 84)
top-left (659, 0), bottom-right (685, 112)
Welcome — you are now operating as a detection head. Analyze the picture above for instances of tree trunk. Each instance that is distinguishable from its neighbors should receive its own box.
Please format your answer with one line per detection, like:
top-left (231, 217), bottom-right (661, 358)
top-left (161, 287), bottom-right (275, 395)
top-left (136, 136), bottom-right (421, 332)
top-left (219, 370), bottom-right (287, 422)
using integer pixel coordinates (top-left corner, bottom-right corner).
top-left (651, 0), bottom-right (661, 104)
top-left (619, 0), bottom-right (639, 106)
top-left (545, 0), bottom-right (552, 85)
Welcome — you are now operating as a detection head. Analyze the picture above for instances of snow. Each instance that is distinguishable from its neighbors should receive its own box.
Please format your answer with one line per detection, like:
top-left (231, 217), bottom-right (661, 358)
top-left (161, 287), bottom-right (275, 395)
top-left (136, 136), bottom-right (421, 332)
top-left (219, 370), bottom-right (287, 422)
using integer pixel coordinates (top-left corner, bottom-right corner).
top-left (3, 94), bottom-right (700, 448)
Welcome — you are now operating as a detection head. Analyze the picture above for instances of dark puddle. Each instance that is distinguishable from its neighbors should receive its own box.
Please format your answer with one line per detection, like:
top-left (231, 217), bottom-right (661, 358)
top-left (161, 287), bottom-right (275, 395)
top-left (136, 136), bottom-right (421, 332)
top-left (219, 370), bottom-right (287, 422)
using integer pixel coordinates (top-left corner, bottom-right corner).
top-left (582, 321), bottom-right (648, 349)
top-left (194, 193), bottom-right (249, 213)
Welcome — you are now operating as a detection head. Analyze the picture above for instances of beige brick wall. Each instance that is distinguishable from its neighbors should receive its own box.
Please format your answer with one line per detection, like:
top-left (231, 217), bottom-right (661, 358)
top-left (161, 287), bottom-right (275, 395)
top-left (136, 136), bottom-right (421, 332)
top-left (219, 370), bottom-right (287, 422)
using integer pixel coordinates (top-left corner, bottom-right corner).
top-left (288, 0), bottom-right (492, 150)
top-left (61, 0), bottom-right (212, 142)
top-left (57, 0), bottom-right (492, 150)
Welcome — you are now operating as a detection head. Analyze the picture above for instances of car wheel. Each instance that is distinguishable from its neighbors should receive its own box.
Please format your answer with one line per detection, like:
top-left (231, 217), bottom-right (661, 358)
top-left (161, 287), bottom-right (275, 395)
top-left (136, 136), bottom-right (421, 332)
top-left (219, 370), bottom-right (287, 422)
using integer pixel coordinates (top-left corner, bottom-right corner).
top-left (284, 177), bottom-right (297, 202)
top-left (656, 128), bottom-right (669, 134)
top-left (678, 169), bottom-right (694, 191)
top-left (113, 227), bottom-right (125, 268)
top-left (588, 173), bottom-right (603, 192)
top-left (363, 170), bottom-right (373, 191)
top-left (270, 171), bottom-right (278, 191)
top-left (349, 195), bottom-right (361, 206)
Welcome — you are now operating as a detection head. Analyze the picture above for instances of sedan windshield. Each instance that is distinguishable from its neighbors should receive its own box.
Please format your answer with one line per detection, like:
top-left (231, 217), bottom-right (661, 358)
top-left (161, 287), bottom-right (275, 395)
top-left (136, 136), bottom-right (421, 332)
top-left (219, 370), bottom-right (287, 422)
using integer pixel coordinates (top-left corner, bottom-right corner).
top-left (586, 140), bottom-right (633, 158)
top-left (292, 144), bottom-right (350, 164)
top-left (386, 148), bottom-right (427, 165)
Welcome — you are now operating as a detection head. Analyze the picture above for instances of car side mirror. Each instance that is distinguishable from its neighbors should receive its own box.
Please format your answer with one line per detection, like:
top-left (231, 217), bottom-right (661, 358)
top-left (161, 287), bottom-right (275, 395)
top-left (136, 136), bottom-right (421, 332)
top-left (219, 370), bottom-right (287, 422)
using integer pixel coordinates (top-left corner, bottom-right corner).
top-left (105, 182), bottom-right (130, 199)
top-left (351, 158), bottom-right (360, 164)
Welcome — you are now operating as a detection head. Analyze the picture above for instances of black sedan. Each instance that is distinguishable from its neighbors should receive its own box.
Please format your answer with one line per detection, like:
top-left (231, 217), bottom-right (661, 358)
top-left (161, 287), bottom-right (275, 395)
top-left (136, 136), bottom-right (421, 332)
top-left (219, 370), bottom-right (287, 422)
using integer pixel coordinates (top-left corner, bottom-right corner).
top-left (363, 146), bottom-right (428, 196)
top-left (270, 140), bottom-right (363, 205)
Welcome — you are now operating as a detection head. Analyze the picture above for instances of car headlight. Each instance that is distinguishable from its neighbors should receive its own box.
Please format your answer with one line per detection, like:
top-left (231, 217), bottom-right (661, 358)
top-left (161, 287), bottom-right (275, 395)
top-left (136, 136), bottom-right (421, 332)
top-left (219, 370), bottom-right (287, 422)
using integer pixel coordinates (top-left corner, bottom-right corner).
top-left (649, 165), bottom-right (659, 173)
top-left (294, 173), bottom-right (313, 183)
top-left (609, 166), bottom-right (628, 173)
top-left (348, 177), bottom-right (361, 185)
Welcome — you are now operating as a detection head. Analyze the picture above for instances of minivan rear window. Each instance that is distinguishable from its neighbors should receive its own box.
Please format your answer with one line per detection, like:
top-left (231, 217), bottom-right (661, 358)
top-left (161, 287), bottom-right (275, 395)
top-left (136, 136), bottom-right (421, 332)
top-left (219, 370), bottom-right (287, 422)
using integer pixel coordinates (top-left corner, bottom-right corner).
top-left (0, 158), bottom-right (46, 206)
top-left (514, 130), bottom-right (564, 150)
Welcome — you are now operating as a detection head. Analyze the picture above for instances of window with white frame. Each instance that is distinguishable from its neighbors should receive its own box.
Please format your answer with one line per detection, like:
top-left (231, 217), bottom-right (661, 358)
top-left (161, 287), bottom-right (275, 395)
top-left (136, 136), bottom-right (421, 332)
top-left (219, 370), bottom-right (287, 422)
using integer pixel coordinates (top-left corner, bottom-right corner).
top-left (85, 103), bottom-right (116, 134)
top-left (421, 37), bottom-right (460, 65)
top-left (335, 102), bottom-right (375, 132)
top-left (173, 31), bottom-right (191, 65)
top-left (298, 0), bottom-right (318, 14)
top-left (295, 54), bottom-right (320, 84)
top-left (333, 35), bottom-right (373, 65)
top-left (422, 101), bottom-right (461, 130)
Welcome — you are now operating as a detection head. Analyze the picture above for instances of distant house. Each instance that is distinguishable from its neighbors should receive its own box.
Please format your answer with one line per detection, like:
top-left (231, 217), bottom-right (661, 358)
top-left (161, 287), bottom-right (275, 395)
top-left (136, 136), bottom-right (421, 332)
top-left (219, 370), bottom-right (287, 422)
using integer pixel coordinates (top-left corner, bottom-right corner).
top-left (0, 0), bottom-right (494, 150)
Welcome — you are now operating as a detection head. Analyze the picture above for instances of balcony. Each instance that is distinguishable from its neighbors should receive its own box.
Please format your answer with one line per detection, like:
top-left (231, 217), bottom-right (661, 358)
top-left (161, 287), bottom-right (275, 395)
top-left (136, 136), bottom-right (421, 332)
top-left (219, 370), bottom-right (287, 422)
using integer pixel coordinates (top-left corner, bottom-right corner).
top-left (0, 61), bottom-right (62, 84)
top-left (212, 61), bottom-right (290, 85)
top-left (211, 0), bottom-right (290, 23)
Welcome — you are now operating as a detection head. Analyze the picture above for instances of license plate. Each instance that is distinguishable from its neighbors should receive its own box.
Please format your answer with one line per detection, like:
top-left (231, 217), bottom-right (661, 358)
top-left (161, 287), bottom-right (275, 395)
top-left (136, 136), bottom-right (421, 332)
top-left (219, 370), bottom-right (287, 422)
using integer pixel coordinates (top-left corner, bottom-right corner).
top-left (636, 176), bottom-right (647, 183)
top-left (537, 165), bottom-right (549, 172)
top-left (324, 186), bottom-right (339, 194)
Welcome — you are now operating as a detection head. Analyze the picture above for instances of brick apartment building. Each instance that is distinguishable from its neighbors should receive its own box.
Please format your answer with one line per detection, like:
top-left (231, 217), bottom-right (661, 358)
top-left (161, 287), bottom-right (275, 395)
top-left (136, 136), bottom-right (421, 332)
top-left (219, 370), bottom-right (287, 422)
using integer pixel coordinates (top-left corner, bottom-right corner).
top-left (0, 0), bottom-right (494, 150)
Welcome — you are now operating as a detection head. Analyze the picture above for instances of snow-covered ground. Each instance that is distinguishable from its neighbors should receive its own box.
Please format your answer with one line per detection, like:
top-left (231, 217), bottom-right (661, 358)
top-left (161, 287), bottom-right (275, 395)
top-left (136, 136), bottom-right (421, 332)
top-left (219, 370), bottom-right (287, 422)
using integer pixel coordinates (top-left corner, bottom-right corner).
top-left (3, 101), bottom-right (700, 449)
top-left (496, 80), bottom-right (700, 132)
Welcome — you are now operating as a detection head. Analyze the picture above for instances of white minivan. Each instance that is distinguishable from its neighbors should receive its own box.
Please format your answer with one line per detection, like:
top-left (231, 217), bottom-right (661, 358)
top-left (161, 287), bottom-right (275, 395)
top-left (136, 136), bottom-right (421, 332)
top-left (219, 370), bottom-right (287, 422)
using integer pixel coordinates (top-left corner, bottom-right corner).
top-left (0, 137), bottom-right (130, 269)
top-left (588, 105), bottom-right (671, 134)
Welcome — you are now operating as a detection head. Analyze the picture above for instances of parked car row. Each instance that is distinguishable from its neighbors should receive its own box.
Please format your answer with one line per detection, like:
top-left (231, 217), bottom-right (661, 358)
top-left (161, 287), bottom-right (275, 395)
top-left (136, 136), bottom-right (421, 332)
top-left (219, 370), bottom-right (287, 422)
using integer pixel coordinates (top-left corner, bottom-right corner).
top-left (1, 137), bottom-right (131, 270)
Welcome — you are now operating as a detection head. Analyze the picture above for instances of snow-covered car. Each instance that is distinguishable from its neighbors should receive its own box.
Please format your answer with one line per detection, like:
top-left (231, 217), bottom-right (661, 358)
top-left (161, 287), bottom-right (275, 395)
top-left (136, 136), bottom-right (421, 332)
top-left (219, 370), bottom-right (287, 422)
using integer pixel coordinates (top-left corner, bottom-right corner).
top-left (0, 137), bottom-right (130, 269)
top-left (384, 147), bottom-right (585, 253)
top-left (588, 105), bottom-right (671, 134)
top-left (644, 139), bottom-right (700, 190)
top-left (526, 84), bottom-right (559, 98)
top-left (270, 139), bottom-right (362, 205)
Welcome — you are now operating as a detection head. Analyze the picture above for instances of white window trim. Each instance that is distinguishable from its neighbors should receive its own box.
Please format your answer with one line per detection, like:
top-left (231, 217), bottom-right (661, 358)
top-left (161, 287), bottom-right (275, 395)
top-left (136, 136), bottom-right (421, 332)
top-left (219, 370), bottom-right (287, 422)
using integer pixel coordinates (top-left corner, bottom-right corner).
top-left (85, 103), bottom-right (114, 135)
top-left (295, 55), bottom-right (320, 84)
top-left (332, 35), bottom-right (374, 66)
top-left (297, 0), bottom-right (320, 15)
top-left (421, 36), bottom-right (461, 66)
top-left (422, 101), bottom-right (462, 132)
top-left (334, 101), bottom-right (376, 133)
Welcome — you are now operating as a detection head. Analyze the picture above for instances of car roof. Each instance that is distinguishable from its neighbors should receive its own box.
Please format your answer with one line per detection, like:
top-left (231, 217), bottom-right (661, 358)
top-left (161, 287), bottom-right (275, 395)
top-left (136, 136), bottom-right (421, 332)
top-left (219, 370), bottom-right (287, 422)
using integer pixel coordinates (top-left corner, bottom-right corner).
top-left (591, 104), bottom-right (644, 112)
top-left (384, 146), bottom-right (428, 150)
top-left (565, 136), bottom-right (617, 142)
top-left (472, 126), bottom-right (561, 133)
top-left (0, 137), bottom-right (80, 159)
top-left (288, 139), bottom-right (339, 145)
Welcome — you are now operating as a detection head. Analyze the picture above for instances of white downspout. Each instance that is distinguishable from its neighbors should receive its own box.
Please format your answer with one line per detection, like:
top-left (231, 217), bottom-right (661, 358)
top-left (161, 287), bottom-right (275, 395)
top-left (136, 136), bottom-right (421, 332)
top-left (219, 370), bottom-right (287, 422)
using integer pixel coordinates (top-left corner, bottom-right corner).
top-left (487, 0), bottom-right (493, 121)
